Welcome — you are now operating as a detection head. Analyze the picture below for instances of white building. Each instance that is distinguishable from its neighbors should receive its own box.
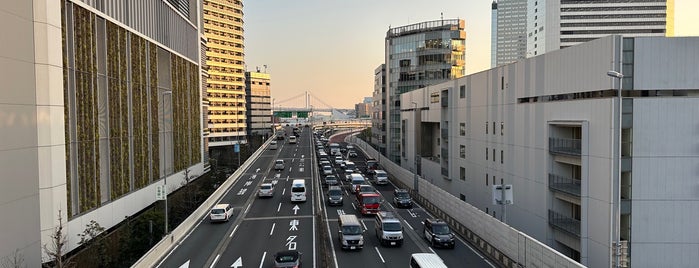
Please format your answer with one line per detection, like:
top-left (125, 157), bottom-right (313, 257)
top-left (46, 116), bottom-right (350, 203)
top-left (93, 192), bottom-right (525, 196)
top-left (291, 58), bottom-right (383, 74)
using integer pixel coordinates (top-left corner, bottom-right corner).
top-left (528, 0), bottom-right (673, 56)
top-left (492, 0), bottom-right (528, 67)
top-left (0, 0), bottom-right (205, 265)
top-left (401, 35), bottom-right (699, 267)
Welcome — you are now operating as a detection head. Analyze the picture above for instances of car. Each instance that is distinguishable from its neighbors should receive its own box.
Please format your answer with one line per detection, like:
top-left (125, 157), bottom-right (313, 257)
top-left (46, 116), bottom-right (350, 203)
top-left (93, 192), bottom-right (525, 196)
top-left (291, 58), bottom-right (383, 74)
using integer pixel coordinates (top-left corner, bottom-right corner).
top-left (327, 186), bottom-right (343, 206)
top-left (348, 150), bottom-right (358, 158)
top-left (340, 161), bottom-right (347, 169)
top-left (258, 183), bottom-right (274, 198)
top-left (274, 159), bottom-right (285, 170)
top-left (324, 175), bottom-right (339, 186)
top-left (322, 165), bottom-right (333, 175)
top-left (273, 250), bottom-right (301, 268)
top-left (374, 170), bottom-right (389, 185)
top-left (209, 204), bottom-right (233, 222)
top-left (393, 189), bottom-right (413, 208)
top-left (334, 156), bottom-right (344, 165)
top-left (423, 218), bottom-right (455, 249)
top-left (318, 160), bottom-right (331, 168)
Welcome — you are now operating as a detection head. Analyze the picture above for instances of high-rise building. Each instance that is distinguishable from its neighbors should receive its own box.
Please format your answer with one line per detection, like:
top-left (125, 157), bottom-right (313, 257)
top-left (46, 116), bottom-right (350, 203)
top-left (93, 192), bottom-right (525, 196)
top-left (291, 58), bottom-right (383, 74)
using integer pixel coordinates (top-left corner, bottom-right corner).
top-left (355, 102), bottom-right (371, 118)
top-left (492, 0), bottom-right (528, 66)
top-left (527, 0), bottom-right (673, 56)
top-left (372, 64), bottom-right (388, 155)
top-left (203, 0), bottom-right (246, 147)
top-left (0, 1), bottom-right (204, 265)
top-left (245, 71), bottom-right (272, 138)
top-left (401, 35), bottom-right (699, 267)
top-left (491, 1), bottom-right (498, 68)
top-left (384, 19), bottom-right (466, 164)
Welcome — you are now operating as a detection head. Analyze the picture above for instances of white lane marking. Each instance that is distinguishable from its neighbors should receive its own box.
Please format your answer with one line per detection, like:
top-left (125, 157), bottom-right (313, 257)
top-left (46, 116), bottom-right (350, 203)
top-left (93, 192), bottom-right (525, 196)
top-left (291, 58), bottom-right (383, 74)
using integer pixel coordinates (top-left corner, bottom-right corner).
top-left (244, 203), bottom-right (252, 214)
top-left (351, 203), bottom-right (356, 210)
top-left (258, 252), bottom-right (266, 268)
top-left (374, 247), bottom-right (386, 263)
top-left (229, 225), bottom-right (239, 238)
top-left (269, 223), bottom-right (276, 236)
top-left (404, 220), bottom-right (414, 231)
top-left (361, 219), bottom-right (368, 231)
top-left (282, 188), bottom-right (286, 195)
top-left (277, 203), bottom-right (282, 212)
top-left (428, 247), bottom-right (436, 254)
top-left (209, 254), bottom-right (220, 268)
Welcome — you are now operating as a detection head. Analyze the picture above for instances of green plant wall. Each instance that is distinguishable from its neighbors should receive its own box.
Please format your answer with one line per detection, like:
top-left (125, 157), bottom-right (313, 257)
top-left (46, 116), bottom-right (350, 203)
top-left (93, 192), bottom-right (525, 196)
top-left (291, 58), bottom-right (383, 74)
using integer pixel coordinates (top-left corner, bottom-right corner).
top-left (149, 43), bottom-right (159, 183)
top-left (107, 21), bottom-right (131, 199)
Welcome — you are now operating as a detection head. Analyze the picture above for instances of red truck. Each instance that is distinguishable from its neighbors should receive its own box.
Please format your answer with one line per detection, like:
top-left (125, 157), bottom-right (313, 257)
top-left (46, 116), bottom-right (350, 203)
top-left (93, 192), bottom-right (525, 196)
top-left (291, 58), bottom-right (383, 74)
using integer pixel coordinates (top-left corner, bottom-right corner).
top-left (356, 192), bottom-right (381, 215)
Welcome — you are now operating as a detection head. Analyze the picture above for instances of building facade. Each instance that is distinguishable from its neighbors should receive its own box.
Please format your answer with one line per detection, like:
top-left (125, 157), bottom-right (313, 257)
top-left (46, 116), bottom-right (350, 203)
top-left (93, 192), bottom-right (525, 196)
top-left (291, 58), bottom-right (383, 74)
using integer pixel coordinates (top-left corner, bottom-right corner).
top-left (245, 71), bottom-right (272, 137)
top-left (384, 19), bottom-right (466, 164)
top-left (203, 0), bottom-right (246, 147)
top-left (493, 0), bottom-right (528, 66)
top-left (0, 0), bottom-right (205, 265)
top-left (491, 1), bottom-right (498, 68)
top-left (527, 0), bottom-right (673, 56)
top-left (355, 102), bottom-right (371, 118)
top-left (372, 64), bottom-right (387, 154)
top-left (401, 36), bottom-right (699, 267)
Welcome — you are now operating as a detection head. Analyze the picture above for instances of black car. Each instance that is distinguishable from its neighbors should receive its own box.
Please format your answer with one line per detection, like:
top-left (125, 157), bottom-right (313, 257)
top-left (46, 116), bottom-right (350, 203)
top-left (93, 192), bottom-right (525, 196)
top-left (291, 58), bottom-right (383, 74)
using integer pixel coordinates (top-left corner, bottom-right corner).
top-left (273, 250), bottom-right (301, 268)
top-left (423, 218), bottom-right (455, 249)
top-left (393, 189), bottom-right (413, 208)
top-left (327, 186), bottom-right (343, 206)
top-left (348, 150), bottom-right (358, 158)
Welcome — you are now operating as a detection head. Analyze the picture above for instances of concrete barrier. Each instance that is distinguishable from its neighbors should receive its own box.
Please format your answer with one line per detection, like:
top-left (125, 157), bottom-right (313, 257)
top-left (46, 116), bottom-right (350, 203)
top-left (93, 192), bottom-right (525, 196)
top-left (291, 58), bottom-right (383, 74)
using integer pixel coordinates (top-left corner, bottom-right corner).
top-left (132, 137), bottom-right (275, 268)
top-left (348, 136), bottom-right (585, 268)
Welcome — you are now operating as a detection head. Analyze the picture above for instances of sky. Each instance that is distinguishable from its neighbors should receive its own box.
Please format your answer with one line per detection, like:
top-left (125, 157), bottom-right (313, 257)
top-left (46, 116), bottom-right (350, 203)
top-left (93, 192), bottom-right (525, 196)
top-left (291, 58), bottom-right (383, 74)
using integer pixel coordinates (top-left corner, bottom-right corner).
top-left (244, 0), bottom-right (699, 109)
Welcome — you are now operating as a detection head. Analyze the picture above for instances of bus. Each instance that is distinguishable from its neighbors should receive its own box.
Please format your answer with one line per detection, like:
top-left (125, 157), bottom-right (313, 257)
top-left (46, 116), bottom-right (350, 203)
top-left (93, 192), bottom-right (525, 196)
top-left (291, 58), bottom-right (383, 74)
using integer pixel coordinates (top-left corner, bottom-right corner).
top-left (329, 143), bottom-right (341, 156)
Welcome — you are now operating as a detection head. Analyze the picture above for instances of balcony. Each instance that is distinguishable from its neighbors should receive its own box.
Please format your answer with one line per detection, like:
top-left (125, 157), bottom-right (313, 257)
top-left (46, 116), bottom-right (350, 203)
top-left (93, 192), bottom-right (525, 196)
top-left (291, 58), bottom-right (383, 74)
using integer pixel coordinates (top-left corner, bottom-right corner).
top-left (548, 210), bottom-right (580, 238)
top-left (549, 137), bottom-right (581, 156)
top-left (548, 173), bottom-right (581, 197)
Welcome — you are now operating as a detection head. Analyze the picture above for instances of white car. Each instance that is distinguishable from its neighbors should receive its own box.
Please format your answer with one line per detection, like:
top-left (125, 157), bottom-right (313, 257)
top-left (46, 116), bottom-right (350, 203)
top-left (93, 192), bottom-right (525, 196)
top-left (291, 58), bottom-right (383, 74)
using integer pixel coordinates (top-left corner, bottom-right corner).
top-left (322, 165), bottom-right (333, 175)
top-left (334, 156), bottom-right (344, 165)
top-left (258, 183), bottom-right (274, 198)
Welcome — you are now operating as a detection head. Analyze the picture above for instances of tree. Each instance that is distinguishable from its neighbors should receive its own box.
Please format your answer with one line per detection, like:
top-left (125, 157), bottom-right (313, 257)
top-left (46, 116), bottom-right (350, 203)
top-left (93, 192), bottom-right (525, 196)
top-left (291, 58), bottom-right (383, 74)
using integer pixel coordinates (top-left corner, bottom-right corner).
top-left (77, 220), bottom-right (110, 267)
top-left (43, 210), bottom-right (71, 268)
top-left (1, 249), bottom-right (26, 268)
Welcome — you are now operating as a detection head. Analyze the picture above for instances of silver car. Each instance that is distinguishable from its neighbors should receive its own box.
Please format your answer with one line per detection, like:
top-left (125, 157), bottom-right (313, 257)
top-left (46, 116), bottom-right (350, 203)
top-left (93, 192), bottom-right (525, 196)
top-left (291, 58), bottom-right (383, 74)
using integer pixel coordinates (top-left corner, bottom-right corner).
top-left (258, 183), bottom-right (274, 198)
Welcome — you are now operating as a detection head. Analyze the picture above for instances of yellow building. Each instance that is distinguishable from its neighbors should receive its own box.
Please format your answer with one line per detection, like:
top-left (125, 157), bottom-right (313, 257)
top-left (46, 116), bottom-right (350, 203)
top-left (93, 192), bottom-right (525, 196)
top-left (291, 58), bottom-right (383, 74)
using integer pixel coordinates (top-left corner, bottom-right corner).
top-left (203, 0), bottom-right (246, 147)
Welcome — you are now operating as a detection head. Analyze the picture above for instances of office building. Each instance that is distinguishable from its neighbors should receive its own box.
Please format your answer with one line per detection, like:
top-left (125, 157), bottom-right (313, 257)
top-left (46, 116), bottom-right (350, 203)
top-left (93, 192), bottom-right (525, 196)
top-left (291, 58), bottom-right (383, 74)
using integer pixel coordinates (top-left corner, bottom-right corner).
top-left (492, 0), bottom-right (528, 66)
top-left (372, 64), bottom-right (388, 155)
top-left (203, 0), bottom-right (246, 147)
top-left (355, 102), bottom-right (371, 118)
top-left (245, 71), bottom-right (272, 137)
top-left (384, 19), bottom-right (466, 164)
top-left (401, 35), bottom-right (699, 267)
top-left (528, 0), bottom-right (673, 56)
top-left (0, 0), bottom-right (204, 265)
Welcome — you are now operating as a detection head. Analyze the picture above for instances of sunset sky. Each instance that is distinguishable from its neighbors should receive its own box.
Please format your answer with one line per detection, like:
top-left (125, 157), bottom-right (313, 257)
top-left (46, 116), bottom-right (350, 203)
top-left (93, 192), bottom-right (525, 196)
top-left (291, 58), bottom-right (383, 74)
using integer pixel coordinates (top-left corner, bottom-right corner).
top-left (244, 0), bottom-right (699, 109)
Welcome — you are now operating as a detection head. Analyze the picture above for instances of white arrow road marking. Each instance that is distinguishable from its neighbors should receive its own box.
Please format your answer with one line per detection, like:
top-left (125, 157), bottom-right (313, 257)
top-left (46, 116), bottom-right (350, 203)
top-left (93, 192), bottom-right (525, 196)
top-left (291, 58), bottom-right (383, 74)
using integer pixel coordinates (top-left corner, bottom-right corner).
top-left (272, 179), bottom-right (278, 185)
top-left (237, 189), bottom-right (247, 195)
top-left (270, 223), bottom-right (276, 236)
top-left (230, 257), bottom-right (242, 268)
top-left (256, 168), bottom-right (260, 173)
top-left (289, 219), bottom-right (299, 231)
top-left (178, 260), bottom-right (190, 268)
top-left (275, 173), bottom-right (281, 178)
top-left (337, 209), bottom-right (345, 215)
top-left (292, 205), bottom-right (300, 215)
top-left (408, 209), bottom-right (418, 218)
top-left (249, 174), bottom-right (257, 180)
top-left (244, 181), bottom-right (253, 187)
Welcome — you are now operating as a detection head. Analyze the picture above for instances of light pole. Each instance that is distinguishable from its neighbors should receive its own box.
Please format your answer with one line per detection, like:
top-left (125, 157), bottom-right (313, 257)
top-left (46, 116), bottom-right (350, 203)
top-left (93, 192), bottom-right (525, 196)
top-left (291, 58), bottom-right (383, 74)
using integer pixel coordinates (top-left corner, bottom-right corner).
top-left (607, 70), bottom-right (623, 268)
top-left (161, 90), bottom-right (172, 235)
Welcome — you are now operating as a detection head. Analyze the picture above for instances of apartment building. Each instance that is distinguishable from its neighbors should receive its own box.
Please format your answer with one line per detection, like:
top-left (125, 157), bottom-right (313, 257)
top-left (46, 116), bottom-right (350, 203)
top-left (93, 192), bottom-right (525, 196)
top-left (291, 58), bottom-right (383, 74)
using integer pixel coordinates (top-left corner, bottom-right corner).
top-left (245, 71), bottom-right (272, 137)
top-left (372, 64), bottom-right (387, 154)
top-left (401, 36), bottom-right (699, 267)
top-left (384, 19), bottom-right (466, 164)
top-left (0, 0), bottom-right (204, 265)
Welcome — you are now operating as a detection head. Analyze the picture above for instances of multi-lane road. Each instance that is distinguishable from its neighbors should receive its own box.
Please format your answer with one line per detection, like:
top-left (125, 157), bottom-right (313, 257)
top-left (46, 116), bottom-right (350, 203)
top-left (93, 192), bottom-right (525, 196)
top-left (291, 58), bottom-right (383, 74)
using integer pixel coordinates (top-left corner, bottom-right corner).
top-left (158, 126), bottom-right (494, 267)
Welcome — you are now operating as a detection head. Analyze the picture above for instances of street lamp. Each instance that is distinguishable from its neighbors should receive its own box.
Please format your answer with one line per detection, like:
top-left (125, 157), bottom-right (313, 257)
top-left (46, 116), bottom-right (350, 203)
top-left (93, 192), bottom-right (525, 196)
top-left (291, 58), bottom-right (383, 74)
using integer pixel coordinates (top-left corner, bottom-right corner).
top-left (161, 90), bottom-right (172, 235)
top-left (607, 70), bottom-right (623, 268)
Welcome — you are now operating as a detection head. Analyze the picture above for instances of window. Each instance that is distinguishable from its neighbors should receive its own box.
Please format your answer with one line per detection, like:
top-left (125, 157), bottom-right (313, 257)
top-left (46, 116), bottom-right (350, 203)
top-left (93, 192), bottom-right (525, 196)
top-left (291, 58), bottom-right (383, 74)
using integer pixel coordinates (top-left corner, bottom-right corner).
top-left (501, 122), bottom-right (504, 136)
top-left (460, 85), bottom-right (466, 98)
top-left (459, 167), bottom-right (465, 181)
top-left (501, 150), bottom-right (504, 164)
top-left (492, 122), bottom-right (496, 135)
top-left (486, 121), bottom-right (488, 134)
top-left (501, 77), bottom-right (504, 90)
top-left (460, 145), bottom-right (465, 158)
top-left (486, 147), bottom-right (488, 160)
top-left (485, 173), bottom-right (488, 186)
top-left (493, 148), bottom-right (496, 162)
top-left (460, 123), bottom-right (466, 136)
top-left (430, 92), bottom-right (440, 103)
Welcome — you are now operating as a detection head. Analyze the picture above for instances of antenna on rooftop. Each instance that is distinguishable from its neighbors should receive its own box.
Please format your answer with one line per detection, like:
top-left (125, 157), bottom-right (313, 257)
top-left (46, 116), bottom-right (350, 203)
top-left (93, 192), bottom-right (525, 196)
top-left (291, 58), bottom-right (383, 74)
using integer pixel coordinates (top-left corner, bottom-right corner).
top-left (256, 66), bottom-right (260, 72)
top-left (264, 64), bottom-right (268, 73)
top-left (441, 12), bottom-right (443, 20)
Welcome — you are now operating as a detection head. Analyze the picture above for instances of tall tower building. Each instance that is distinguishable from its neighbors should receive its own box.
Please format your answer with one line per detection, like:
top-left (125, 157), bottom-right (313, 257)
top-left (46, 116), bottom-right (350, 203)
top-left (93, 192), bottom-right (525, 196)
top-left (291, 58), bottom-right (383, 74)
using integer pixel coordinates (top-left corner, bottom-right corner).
top-left (528, 0), bottom-right (673, 56)
top-left (384, 19), bottom-right (466, 164)
top-left (245, 71), bottom-right (272, 138)
top-left (491, 1), bottom-right (498, 68)
top-left (0, 0), bottom-right (204, 265)
top-left (203, 0), bottom-right (246, 147)
top-left (494, 0), bottom-right (528, 66)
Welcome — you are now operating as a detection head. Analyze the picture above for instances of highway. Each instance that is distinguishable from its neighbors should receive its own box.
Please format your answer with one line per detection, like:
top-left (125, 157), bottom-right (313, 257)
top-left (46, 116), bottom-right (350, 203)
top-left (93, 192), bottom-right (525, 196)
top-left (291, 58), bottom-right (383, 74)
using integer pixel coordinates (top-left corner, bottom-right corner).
top-left (157, 126), bottom-right (493, 267)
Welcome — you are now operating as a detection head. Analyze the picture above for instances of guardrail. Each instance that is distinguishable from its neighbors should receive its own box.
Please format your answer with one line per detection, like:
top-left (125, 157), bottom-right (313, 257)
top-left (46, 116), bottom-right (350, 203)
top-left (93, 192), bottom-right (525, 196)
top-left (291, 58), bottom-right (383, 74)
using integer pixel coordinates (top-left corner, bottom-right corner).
top-left (132, 137), bottom-right (275, 268)
top-left (348, 136), bottom-right (585, 268)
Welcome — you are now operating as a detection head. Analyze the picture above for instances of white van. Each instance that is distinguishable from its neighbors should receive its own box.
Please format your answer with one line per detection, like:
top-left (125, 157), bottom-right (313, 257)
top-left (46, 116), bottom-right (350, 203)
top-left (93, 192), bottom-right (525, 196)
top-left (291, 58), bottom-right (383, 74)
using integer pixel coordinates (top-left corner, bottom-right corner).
top-left (349, 173), bottom-right (365, 193)
top-left (269, 140), bottom-right (278, 150)
top-left (374, 170), bottom-right (388, 185)
top-left (290, 179), bottom-right (307, 202)
top-left (409, 253), bottom-right (447, 268)
top-left (338, 214), bottom-right (364, 250)
top-left (288, 135), bottom-right (297, 144)
top-left (210, 204), bottom-right (233, 222)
